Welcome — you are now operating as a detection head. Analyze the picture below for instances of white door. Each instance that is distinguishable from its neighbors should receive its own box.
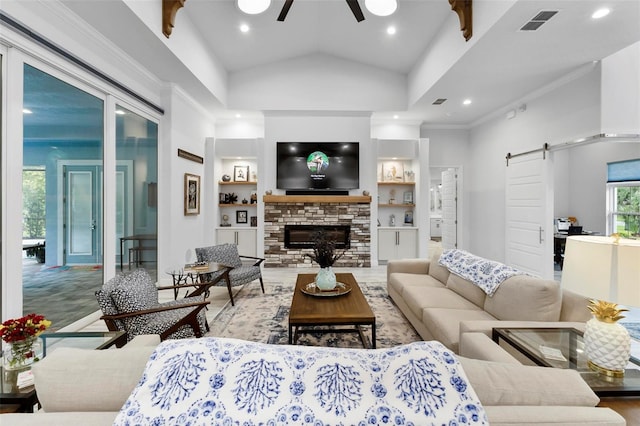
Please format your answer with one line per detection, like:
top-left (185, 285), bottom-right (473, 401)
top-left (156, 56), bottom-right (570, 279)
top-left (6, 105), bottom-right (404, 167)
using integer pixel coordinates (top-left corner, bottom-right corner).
top-left (64, 166), bottom-right (100, 264)
top-left (441, 168), bottom-right (457, 250)
top-left (505, 154), bottom-right (554, 278)
top-left (378, 229), bottom-right (397, 261)
top-left (396, 229), bottom-right (418, 259)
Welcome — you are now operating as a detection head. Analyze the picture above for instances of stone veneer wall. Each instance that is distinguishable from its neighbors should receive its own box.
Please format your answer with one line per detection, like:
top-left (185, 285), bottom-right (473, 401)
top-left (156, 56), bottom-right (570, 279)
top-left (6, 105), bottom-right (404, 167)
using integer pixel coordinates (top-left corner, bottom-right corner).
top-left (264, 201), bottom-right (371, 268)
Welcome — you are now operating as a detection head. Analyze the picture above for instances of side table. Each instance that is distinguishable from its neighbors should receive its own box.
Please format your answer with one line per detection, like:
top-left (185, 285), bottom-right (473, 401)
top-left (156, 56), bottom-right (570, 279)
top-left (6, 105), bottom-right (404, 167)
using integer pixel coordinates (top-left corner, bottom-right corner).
top-left (493, 327), bottom-right (640, 397)
top-left (0, 366), bottom-right (38, 413)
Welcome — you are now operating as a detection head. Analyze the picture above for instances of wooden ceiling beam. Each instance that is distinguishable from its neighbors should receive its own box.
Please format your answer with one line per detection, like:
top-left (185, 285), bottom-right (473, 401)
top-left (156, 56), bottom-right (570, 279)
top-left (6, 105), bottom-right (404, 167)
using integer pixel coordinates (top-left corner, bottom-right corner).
top-left (449, 0), bottom-right (473, 41)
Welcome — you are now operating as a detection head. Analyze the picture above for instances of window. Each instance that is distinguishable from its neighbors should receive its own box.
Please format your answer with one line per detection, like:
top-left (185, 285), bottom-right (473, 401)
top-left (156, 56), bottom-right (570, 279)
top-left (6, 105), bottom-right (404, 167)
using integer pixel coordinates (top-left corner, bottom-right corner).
top-left (607, 159), bottom-right (640, 239)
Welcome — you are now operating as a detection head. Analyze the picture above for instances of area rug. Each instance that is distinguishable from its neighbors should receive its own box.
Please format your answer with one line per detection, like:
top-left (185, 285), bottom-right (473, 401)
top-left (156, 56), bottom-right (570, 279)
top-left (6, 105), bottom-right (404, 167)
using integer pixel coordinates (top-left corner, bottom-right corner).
top-left (206, 281), bottom-right (422, 348)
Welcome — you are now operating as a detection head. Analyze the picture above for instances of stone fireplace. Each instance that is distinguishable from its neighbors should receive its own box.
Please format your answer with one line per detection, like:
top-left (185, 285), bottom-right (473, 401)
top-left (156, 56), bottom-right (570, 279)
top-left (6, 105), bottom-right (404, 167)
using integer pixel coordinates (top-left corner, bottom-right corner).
top-left (263, 195), bottom-right (371, 268)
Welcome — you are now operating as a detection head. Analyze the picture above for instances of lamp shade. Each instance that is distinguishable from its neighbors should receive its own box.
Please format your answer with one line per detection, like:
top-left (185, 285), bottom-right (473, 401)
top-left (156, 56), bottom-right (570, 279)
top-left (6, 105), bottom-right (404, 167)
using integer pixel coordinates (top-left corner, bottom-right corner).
top-left (561, 235), bottom-right (640, 307)
top-left (237, 0), bottom-right (271, 15)
top-left (365, 0), bottom-right (397, 17)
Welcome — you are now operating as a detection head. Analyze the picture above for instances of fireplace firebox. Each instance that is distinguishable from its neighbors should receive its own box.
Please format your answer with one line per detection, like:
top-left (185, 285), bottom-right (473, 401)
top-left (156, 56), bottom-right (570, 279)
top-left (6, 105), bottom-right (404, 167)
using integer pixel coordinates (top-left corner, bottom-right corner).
top-left (284, 225), bottom-right (351, 249)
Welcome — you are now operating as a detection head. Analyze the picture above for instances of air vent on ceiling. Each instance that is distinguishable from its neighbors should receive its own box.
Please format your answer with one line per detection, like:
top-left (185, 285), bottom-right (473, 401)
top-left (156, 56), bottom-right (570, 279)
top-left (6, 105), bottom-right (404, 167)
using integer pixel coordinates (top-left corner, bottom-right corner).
top-left (432, 98), bottom-right (447, 105)
top-left (520, 10), bottom-right (558, 31)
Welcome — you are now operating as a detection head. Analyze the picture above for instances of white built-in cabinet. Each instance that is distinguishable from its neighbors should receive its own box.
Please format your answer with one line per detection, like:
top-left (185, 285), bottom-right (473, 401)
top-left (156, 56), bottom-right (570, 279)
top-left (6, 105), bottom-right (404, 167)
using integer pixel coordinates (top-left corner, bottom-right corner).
top-left (376, 154), bottom-right (419, 262)
top-left (216, 228), bottom-right (257, 257)
top-left (378, 228), bottom-right (418, 261)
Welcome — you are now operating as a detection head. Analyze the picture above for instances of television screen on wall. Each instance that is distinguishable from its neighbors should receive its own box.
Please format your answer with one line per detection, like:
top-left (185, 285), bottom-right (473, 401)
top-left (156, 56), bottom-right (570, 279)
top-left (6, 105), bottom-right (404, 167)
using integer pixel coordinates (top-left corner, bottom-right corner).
top-left (276, 142), bottom-right (360, 190)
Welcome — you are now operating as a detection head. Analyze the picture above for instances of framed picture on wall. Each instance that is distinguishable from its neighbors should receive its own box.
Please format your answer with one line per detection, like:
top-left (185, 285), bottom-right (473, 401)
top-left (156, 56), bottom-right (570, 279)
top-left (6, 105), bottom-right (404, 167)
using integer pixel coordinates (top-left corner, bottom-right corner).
top-left (382, 161), bottom-right (404, 182)
top-left (250, 216), bottom-right (257, 227)
top-left (184, 173), bottom-right (200, 215)
top-left (403, 191), bottom-right (414, 204)
top-left (404, 210), bottom-right (414, 225)
top-left (236, 210), bottom-right (248, 224)
top-left (234, 165), bottom-right (249, 182)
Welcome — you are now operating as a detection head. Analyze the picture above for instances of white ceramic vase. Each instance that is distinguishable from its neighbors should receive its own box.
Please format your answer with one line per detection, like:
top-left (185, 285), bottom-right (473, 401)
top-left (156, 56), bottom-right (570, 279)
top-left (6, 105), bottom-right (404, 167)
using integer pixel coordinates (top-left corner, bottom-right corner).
top-left (315, 267), bottom-right (337, 290)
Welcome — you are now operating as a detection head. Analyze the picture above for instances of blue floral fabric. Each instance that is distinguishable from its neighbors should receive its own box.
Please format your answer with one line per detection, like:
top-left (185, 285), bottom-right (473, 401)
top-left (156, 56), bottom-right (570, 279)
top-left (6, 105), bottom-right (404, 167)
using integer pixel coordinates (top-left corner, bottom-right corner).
top-left (439, 249), bottom-right (529, 296)
top-left (114, 337), bottom-right (487, 425)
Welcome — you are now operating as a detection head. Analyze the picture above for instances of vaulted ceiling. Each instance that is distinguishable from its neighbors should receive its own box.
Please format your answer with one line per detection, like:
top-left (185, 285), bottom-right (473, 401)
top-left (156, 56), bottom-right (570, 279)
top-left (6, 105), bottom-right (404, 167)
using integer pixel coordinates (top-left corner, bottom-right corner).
top-left (32, 0), bottom-right (640, 126)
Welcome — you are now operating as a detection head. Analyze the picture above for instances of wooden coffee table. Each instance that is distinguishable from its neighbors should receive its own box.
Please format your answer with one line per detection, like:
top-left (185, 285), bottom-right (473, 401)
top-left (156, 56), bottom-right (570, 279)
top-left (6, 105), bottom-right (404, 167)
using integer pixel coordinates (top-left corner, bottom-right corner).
top-left (288, 273), bottom-right (376, 349)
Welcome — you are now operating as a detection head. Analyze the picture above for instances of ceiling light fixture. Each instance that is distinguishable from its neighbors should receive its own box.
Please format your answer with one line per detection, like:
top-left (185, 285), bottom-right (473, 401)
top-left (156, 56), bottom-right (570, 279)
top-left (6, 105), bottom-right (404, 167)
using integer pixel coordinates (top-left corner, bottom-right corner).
top-left (365, 0), bottom-right (397, 17)
top-left (237, 0), bottom-right (271, 15)
top-left (115, 110), bottom-right (126, 115)
top-left (592, 8), bottom-right (610, 19)
top-left (235, 113), bottom-right (242, 118)
top-left (393, 114), bottom-right (399, 119)
top-left (22, 108), bottom-right (33, 114)
top-left (239, 23), bottom-right (250, 33)
top-left (463, 99), bottom-right (472, 105)
top-left (386, 26), bottom-right (396, 35)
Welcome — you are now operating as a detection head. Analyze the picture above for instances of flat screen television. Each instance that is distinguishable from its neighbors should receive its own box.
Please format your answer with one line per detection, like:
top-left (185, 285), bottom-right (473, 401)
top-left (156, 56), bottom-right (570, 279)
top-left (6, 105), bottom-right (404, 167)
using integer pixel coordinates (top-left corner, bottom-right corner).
top-left (276, 142), bottom-right (359, 191)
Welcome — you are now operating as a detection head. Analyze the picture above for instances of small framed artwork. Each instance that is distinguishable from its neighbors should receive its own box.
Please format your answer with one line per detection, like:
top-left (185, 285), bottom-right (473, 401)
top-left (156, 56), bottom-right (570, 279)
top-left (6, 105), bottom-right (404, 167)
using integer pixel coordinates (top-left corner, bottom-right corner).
top-left (403, 191), bottom-right (414, 204)
top-left (219, 193), bottom-right (228, 204)
top-left (250, 216), bottom-right (257, 227)
top-left (184, 173), bottom-right (200, 216)
top-left (404, 210), bottom-right (414, 225)
top-left (382, 161), bottom-right (404, 182)
top-left (236, 210), bottom-right (248, 224)
top-left (234, 165), bottom-right (249, 182)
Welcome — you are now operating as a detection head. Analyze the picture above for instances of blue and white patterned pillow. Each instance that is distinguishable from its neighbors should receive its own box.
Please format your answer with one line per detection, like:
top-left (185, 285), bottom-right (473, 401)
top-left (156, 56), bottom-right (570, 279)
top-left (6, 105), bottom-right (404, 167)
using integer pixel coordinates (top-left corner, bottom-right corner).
top-left (114, 337), bottom-right (488, 425)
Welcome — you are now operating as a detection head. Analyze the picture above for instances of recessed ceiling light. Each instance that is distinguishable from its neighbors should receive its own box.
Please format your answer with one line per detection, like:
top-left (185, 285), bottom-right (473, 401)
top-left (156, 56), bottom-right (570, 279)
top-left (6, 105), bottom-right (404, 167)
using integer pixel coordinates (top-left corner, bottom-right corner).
top-left (592, 8), bottom-right (610, 19)
top-left (235, 113), bottom-right (242, 118)
top-left (386, 26), bottom-right (396, 35)
top-left (393, 114), bottom-right (399, 119)
top-left (239, 23), bottom-right (250, 33)
top-left (22, 108), bottom-right (33, 114)
top-left (463, 99), bottom-right (472, 105)
top-left (115, 110), bottom-right (126, 115)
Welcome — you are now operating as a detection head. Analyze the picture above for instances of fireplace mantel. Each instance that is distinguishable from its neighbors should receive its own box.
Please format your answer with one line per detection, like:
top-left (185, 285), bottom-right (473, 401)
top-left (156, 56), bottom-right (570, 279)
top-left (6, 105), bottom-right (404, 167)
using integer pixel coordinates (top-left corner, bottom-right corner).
top-left (263, 195), bottom-right (371, 204)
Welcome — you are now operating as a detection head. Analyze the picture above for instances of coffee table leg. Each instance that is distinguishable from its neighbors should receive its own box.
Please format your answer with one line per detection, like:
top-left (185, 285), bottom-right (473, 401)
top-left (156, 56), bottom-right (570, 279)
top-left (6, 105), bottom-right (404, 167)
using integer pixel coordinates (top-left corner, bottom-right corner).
top-left (371, 320), bottom-right (376, 349)
top-left (288, 324), bottom-right (293, 344)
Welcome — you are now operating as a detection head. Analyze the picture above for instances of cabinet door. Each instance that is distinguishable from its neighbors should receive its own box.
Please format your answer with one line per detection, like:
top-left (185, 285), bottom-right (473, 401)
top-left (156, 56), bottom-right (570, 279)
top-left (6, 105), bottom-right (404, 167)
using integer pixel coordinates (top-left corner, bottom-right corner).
top-left (217, 229), bottom-right (236, 245)
top-left (378, 229), bottom-right (397, 261)
top-left (236, 229), bottom-right (257, 257)
top-left (396, 229), bottom-right (418, 259)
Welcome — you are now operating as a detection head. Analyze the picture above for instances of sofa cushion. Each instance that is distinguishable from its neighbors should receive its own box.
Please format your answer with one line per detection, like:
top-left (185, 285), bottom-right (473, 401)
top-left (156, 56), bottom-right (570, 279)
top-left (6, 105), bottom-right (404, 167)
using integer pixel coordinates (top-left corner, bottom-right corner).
top-left (403, 287), bottom-right (482, 321)
top-left (482, 406), bottom-right (625, 426)
top-left (560, 289), bottom-right (592, 322)
top-left (388, 272), bottom-right (444, 297)
top-left (484, 276), bottom-right (561, 322)
top-left (422, 308), bottom-right (497, 353)
top-left (429, 251), bottom-right (450, 283)
top-left (446, 274), bottom-right (486, 308)
top-left (458, 357), bottom-right (600, 407)
top-left (114, 337), bottom-right (488, 425)
top-left (33, 346), bottom-right (156, 412)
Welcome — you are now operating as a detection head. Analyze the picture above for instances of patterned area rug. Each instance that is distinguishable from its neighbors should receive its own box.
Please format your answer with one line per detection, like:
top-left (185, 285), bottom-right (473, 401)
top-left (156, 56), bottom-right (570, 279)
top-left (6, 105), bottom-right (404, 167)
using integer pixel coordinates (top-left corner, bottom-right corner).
top-left (207, 281), bottom-right (422, 349)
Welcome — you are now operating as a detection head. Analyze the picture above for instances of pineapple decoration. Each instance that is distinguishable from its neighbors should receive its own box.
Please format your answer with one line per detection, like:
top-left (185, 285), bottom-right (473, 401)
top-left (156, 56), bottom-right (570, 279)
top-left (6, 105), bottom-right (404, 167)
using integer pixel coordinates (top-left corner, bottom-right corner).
top-left (584, 299), bottom-right (630, 377)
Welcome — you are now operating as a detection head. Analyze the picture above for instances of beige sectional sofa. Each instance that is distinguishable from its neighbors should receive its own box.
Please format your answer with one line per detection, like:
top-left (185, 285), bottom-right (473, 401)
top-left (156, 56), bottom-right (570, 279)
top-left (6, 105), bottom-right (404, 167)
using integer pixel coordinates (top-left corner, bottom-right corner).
top-left (387, 254), bottom-right (592, 356)
top-left (5, 335), bottom-right (624, 425)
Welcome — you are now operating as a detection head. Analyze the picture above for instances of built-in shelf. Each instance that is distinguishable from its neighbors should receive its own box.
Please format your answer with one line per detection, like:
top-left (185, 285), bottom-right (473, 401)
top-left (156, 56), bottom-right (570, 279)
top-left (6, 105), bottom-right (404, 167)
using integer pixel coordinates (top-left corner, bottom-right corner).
top-left (263, 195), bottom-right (372, 204)
top-left (219, 181), bottom-right (258, 185)
top-left (377, 182), bottom-right (415, 186)
top-left (219, 204), bottom-right (257, 207)
top-left (379, 204), bottom-right (415, 207)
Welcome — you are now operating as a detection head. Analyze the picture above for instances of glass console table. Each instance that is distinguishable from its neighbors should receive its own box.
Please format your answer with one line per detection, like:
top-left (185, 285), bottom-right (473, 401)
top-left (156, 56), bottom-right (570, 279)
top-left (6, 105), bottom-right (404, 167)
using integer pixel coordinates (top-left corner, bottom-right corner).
top-left (493, 327), bottom-right (640, 396)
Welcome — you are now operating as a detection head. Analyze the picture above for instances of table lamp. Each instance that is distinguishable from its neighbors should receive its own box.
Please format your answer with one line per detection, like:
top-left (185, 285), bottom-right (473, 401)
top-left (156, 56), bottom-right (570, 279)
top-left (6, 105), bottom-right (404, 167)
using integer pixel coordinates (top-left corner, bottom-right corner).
top-left (560, 235), bottom-right (640, 377)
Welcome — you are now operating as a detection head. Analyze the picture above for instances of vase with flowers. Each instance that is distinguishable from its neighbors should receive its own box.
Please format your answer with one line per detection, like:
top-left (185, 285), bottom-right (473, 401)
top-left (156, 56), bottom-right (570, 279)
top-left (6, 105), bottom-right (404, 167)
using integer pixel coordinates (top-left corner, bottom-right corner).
top-left (1, 313), bottom-right (51, 370)
top-left (306, 230), bottom-right (346, 290)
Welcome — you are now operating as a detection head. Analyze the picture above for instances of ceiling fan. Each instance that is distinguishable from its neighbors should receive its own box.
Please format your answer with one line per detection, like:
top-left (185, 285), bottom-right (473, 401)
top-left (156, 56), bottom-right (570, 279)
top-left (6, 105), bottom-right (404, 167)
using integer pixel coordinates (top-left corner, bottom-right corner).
top-left (277, 0), bottom-right (365, 22)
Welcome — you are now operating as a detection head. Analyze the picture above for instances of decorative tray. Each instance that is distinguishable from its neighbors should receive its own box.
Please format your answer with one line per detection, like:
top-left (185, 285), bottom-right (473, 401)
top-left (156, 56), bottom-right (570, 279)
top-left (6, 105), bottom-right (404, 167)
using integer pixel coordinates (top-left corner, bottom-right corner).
top-left (301, 282), bottom-right (352, 297)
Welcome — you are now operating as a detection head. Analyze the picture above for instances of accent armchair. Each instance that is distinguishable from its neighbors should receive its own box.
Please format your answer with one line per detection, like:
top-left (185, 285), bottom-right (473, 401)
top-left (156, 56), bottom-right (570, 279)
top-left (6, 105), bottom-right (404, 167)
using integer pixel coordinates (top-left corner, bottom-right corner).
top-left (195, 243), bottom-right (265, 306)
top-left (95, 269), bottom-right (209, 342)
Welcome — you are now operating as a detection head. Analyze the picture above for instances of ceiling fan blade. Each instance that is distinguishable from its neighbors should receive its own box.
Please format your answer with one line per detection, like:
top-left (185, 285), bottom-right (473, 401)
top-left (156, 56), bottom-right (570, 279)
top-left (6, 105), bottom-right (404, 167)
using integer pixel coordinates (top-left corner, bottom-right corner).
top-left (277, 0), bottom-right (294, 21)
top-left (345, 0), bottom-right (365, 22)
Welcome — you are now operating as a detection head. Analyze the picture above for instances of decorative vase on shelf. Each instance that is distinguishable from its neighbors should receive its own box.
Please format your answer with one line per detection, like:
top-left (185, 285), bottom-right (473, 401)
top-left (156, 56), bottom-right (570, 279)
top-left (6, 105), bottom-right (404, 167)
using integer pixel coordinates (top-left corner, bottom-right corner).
top-left (315, 267), bottom-right (337, 291)
top-left (3, 336), bottom-right (43, 371)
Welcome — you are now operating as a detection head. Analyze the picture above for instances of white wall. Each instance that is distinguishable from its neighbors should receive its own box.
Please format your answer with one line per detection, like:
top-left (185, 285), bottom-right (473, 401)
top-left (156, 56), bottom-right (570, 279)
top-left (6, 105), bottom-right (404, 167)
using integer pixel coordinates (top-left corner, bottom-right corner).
top-left (158, 86), bottom-right (216, 282)
top-left (466, 66), bottom-right (602, 262)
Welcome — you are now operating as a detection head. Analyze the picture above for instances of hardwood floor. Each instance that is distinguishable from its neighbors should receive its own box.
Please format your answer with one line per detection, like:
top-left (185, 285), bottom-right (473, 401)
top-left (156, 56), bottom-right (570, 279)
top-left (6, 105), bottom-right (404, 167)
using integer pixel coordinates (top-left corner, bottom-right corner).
top-left (598, 398), bottom-right (640, 424)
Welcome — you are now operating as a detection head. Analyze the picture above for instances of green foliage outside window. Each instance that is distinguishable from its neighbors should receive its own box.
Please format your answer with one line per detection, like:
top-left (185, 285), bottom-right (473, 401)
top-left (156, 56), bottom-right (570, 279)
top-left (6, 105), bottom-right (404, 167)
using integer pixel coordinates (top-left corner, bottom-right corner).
top-left (613, 186), bottom-right (640, 238)
top-left (22, 170), bottom-right (46, 239)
